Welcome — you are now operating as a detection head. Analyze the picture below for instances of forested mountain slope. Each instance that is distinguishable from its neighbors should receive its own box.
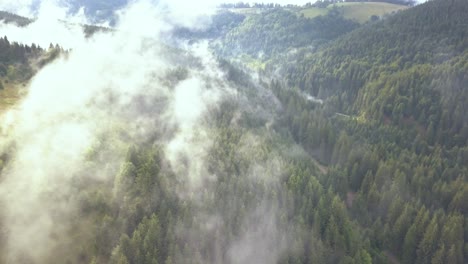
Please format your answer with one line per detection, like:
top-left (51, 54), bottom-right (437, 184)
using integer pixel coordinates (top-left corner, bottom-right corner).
top-left (284, 0), bottom-right (467, 147)
top-left (204, 0), bottom-right (467, 263)
top-left (257, 0), bottom-right (467, 263)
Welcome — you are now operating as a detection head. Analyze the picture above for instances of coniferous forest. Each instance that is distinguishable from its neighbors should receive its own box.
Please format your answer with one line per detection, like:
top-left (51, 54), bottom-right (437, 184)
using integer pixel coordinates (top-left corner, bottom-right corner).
top-left (0, 0), bottom-right (466, 263)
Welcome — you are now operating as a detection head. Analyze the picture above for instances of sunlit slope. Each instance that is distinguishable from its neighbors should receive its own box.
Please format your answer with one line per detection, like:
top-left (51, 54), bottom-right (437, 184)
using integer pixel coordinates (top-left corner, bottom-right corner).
top-left (0, 81), bottom-right (25, 113)
top-left (300, 2), bottom-right (408, 23)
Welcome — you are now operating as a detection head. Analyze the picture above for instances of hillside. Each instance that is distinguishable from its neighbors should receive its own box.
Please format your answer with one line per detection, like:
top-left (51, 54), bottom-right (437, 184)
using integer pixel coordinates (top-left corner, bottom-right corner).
top-left (0, 82), bottom-right (25, 113)
top-left (212, 9), bottom-right (359, 58)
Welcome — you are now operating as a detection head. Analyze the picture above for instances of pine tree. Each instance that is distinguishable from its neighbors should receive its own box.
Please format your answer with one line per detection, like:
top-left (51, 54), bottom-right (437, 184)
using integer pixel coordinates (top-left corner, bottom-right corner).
top-left (402, 206), bottom-right (429, 264)
top-left (445, 244), bottom-right (458, 264)
top-left (416, 217), bottom-right (439, 264)
top-left (431, 244), bottom-right (445, 264)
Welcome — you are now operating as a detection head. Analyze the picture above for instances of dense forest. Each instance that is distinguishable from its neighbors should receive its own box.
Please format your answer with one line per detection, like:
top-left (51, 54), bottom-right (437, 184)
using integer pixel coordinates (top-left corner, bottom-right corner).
top-left (0, 0), bottom-right (466, 264)
top-left (227, 0), bottom-right (467, 263)
top-left (0, 36), bottom-right (62, 86)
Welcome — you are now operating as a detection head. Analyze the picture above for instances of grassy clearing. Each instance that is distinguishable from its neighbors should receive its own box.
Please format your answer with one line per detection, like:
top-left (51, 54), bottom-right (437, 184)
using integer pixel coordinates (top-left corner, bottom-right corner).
top-left (299, 2), bottom-right (408, 23)
top-left (333, 2), bottom-right (408, 23)
top-left (299, 7), bottom-right (329, 18)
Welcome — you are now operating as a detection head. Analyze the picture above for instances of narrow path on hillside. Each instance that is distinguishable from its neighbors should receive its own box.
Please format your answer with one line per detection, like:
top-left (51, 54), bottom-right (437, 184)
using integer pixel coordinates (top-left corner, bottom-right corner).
top-left (311, 157), bottom-right (328, 174)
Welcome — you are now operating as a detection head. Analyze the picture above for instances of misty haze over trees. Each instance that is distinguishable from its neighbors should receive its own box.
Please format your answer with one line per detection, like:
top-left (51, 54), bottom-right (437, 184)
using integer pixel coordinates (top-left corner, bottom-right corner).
top-left (0, 0), bottom-right (465, 264)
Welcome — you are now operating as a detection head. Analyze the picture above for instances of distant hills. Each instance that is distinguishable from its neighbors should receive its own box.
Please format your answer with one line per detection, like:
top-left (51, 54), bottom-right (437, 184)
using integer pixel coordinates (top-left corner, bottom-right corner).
top-left (227, 1), bottom-right (410, 24)
top-left (0, 10), bottom-right (32, 26)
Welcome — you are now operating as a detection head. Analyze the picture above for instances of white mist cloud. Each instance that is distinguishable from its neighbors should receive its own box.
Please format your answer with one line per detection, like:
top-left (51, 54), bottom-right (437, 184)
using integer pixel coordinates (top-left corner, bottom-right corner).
top-left (0, 0), bottom-right (317, 262)
top-left (0, 0), bottom-right (232, 262)
top-left (165, 44), bottom-right (230, 192)
top-left (227, 205), bottom-right (287, 264)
